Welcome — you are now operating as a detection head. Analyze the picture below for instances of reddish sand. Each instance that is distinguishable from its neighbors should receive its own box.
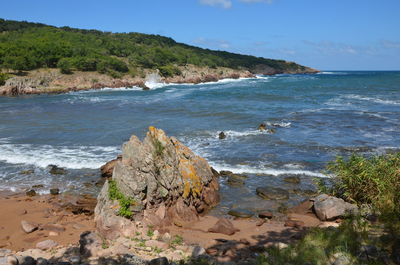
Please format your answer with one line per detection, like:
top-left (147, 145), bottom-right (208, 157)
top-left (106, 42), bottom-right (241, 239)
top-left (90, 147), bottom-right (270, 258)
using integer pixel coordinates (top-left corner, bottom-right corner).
top-left (0, 193), bottom-right (95, 251)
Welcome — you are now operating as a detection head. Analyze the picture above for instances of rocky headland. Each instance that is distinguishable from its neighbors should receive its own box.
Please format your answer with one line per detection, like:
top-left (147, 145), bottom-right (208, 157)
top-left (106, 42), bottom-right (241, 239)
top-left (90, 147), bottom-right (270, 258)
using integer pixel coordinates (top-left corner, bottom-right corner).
top-left (0, 64), bottom-right (318, 96)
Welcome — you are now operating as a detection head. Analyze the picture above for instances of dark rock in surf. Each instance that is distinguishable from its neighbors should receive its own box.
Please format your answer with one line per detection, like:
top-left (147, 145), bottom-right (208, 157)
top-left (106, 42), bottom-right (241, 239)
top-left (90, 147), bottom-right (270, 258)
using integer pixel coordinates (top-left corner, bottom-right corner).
top-left (26, 189), bottom-right (36, 197)
top-left (218, 132), bottom-right (226, 139)
top-left (283, 175), bottom-right (301, 184)
top-left (50, 188), bottom-right (60, 195)
top-left (258, 123), bottom-right (267, 131)
top-left (49, 165), bottom-right (67, 175)
top-left (256, 186), bottom-right (289, 200)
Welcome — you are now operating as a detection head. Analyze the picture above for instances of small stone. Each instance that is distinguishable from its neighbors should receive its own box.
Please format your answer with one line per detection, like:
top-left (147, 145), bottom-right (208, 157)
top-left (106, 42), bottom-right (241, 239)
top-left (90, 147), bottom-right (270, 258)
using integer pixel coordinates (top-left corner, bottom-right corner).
top-left (36, 239), bottom-right (58, 250)
top-left (256, 219), bottom-right (266, 226)
top-left (49, 231), bottom-right (59, 236)
top-left (228, 208), bottom-right (254, 218)
top-left (219, 170), bottom-right (233, 176)
top-left (18, 209), bottom-right (28, 215)
top-left (21, 220), bottom-right (38, 233)
top-left (258, 211), bottom-right (273, 219)
top-left (48, 165), bottom-right (67, 175)
top-left (16, 256), bottom-right (36, 265)
top-left (192, 245), bottom-right (206, 257)
top-left (256, 186), bottom-right (289, 200)
top-left (50, 188), bottom-right (60, 195)
top-left (37, 257), bottom-right (49, 265)
top-left (6, 256), bottom-right (18, 265)
top-left (208, 218), bottom-right (239, 235)
top-left (149, 257), bottom-right (169, 265)
top-left (218, 132), bottom-right (226, 139)
top-left (161, 232), bottom-right (171, 242)
top-left (283, 175), bottom-right (301, 184)
top-left (26, 189), bottom-right (36, 197)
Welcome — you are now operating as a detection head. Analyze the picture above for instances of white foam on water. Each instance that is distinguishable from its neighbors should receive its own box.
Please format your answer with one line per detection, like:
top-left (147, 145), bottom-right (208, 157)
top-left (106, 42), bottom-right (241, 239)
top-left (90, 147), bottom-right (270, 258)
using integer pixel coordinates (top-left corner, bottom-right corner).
top-left (206, 129), bottom-right (273, 139)
top-left (98, 86), bottom-right (143, 92)
top-left (0, 143), bottom-right (120, 169)
top-left (344, 94), bottom-right (400, 106)
top-left (210, 163), bottom-right (328, 178)
top-left (265, 121), bottom-right (292, 128)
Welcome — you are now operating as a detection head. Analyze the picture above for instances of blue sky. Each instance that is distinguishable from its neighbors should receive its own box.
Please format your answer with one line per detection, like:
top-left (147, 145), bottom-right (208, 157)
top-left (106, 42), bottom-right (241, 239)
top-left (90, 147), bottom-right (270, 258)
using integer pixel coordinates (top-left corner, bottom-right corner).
top-left (1, 0), bottom-right (399, 70)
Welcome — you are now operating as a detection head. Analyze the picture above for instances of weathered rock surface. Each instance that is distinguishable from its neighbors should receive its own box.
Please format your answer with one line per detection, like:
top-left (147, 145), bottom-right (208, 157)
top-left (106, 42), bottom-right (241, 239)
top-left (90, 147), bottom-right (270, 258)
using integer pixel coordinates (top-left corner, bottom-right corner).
top-left (208, 218), bottom-right (239, 235)
top-left (95, 127), bottom-right (220, 239)
top-left (100, 155), bottom-right (122, 178)
top-left (21, 220), bottom-right (38, 233)
top-left (312, 194), bottom-right (358, 221)
top-left (256, 186), bottom-right (290, 200)
top-left (36, 240), bottom-right (58, 250)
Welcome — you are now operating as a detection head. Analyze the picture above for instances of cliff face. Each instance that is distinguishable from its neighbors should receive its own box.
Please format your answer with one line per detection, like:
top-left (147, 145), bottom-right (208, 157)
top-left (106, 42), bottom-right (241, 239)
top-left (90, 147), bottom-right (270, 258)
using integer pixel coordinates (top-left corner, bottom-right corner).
top-left (95, 127), bottom-right (220, 239)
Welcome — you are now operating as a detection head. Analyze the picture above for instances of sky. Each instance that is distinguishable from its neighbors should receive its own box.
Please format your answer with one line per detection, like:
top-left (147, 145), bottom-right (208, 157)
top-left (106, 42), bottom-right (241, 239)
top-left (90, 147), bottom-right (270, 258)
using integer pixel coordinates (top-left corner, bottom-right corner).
top-left (1, 0), bottom-right (400, 70)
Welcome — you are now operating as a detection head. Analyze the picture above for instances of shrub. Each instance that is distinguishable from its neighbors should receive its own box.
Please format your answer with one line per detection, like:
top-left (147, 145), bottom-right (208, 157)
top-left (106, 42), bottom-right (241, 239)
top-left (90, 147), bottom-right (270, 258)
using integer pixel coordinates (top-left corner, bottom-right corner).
top-left (158, 65), bottom-right (182, 77)
top-left (108, 180), bottom-right (134, 218)
top-left (57, 58), bottom-right (73, 74)
top-left (0, 73), bottom-right (10, 85)
top-left (325, 153), bottom-right (400, 216)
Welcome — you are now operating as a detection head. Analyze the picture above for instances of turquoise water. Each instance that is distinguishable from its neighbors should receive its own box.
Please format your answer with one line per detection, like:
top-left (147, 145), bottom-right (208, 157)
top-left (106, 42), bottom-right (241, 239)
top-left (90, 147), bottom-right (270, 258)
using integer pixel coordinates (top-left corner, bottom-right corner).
top-left (0, 71), bottom-right (399, 213)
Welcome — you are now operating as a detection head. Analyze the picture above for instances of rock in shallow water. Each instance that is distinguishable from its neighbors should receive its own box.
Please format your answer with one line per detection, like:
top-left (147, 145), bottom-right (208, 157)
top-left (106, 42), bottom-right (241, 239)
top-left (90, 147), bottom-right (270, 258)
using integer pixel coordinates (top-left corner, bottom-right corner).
top-left (228, 208), bottom-right (254, 218)
top-left (283, 175), bottom-right (301, 184)
top-left (48, 165), bottom-right (67, 175)
top-left (256, 186), bottom-right (290, 200)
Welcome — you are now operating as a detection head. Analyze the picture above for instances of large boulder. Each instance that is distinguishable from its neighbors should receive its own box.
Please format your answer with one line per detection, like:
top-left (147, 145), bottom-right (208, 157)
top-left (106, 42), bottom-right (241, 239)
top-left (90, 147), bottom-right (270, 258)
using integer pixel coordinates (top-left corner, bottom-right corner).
top-left (312, 194), bottom-right (358, 221)
top-left (95, 127), bottom-right (220, 239)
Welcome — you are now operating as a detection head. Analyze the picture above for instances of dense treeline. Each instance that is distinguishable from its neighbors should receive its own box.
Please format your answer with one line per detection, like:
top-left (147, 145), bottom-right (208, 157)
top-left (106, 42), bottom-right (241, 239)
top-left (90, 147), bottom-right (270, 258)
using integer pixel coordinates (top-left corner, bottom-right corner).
top-left (0, 19), bottom-right (307, 77)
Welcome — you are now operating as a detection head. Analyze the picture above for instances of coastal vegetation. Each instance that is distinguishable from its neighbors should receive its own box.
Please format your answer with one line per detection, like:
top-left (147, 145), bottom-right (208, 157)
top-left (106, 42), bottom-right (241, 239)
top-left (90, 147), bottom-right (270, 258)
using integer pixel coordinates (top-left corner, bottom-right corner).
top-left (108, 180), bottom-right (134, 218)
top-left (259, 152), bottom-right (400, 264)
top-left (0, 18), bottom-right (309, 78)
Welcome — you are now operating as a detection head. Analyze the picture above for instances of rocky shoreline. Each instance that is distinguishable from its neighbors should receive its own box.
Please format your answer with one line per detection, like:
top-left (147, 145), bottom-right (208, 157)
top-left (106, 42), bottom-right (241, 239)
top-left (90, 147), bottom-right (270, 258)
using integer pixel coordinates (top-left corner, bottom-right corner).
top-left (0, 64), bottom-right (319, 96)
top-left (0, 127), bottom-right (365, 265)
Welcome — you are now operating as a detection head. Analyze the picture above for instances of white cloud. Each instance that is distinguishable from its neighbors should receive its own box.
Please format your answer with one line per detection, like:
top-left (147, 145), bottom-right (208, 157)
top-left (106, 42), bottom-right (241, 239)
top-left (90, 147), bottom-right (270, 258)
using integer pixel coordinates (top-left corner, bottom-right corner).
top-left (199, 0), bottom-right (232, 9)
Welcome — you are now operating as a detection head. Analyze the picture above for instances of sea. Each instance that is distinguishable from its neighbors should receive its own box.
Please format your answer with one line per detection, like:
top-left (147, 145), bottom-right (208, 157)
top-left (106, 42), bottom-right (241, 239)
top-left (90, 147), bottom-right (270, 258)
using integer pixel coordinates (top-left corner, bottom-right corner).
top-left (0, 71), bottom-right (399, 214)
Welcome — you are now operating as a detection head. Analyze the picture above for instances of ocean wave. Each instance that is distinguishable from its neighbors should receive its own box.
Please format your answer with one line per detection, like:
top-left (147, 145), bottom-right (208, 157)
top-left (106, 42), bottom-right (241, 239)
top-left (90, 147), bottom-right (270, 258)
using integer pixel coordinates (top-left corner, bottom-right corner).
top-left (210, 163), bottom-right (328, 178)
top-left (0, 143), bottom-right (119, 169)
top-left (265, 121), bottom-right (291, 128)
top-left (344, 94), bottom-right (400, 105)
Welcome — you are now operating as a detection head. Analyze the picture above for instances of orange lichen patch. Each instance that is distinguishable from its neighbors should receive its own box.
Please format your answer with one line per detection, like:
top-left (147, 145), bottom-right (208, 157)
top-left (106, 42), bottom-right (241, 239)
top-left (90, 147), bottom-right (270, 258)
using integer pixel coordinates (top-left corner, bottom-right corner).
top-left (179, 158), bottom-right (203, 198)
top-left (148, 126), bottom-right (169, 146)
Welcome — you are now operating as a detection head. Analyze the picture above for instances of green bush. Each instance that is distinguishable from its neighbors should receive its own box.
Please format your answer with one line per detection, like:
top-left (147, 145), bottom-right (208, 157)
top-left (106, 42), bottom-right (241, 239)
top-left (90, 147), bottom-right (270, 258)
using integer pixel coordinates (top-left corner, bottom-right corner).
top-left (158, 65), bottom-right (182, 77)
top-left (108, 180), bottom-right (134, 218)
top-left (326, 153), bottom-right (400, 216)
top-left (256, 220), bottom-right (368, 265)
top-left (0, 73), bottom-right (10, 85)
top-left (57, 58), bottom-right (73, 74)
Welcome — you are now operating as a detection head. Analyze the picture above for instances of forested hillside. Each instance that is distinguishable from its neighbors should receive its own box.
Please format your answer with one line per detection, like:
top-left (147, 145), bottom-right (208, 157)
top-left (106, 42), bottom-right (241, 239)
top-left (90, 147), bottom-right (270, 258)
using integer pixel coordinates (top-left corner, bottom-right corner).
top-left (0, 19), bottom-right (312, 78)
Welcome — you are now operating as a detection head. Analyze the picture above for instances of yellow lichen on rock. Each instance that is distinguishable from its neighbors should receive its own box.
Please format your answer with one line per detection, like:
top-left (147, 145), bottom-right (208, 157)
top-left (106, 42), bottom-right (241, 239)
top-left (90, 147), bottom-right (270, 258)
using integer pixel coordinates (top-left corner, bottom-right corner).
top-left (179, 158), bottom-right (202, 198)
